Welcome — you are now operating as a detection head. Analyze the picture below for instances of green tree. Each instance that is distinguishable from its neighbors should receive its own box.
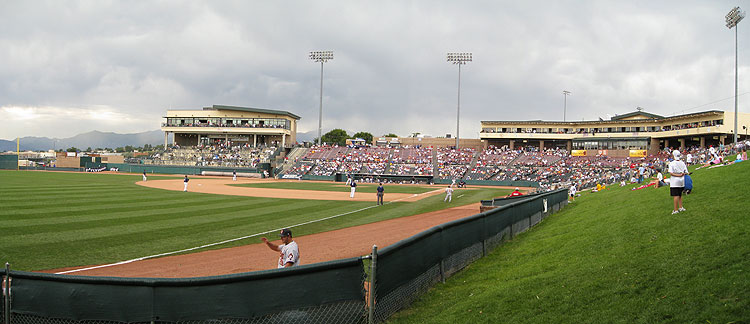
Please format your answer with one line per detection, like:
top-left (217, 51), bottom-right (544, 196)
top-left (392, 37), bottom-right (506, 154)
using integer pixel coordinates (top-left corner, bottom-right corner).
top-left (66, 147), bottom-right (79, 152)
top-left (321, 129), bottom-right (350, 146)
top-left (86, 147), bottom-right (92, 152)
top-left (383, 133), bottom-right (398, 137)
top-left (352, 132), bottom-right (373, 144)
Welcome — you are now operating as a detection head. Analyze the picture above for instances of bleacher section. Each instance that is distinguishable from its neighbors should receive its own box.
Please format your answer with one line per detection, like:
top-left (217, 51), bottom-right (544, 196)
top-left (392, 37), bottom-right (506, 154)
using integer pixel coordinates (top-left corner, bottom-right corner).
top-left (276, 144), bottom-right (679, 190)
top-left (146, 145), bottom-right (277, 168)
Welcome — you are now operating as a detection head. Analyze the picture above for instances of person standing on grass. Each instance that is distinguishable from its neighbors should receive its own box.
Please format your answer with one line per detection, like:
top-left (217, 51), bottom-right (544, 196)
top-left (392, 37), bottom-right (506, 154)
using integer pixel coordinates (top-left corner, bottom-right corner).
top-left (183, 175), bottom-right (189, 192)
top-left (350, 180), bottom-right (357, 198)
top-left (569, 183), bottom-right (577, 202)
top-left (444, 185), bottom-right (453, 203)
top-left (376, 182), bottom-right (384, 205)
top-left (143, 170), bottom-right (148, 182)
top-left (261, 228), bottom-right (299, 268)
top-left (233, 170), bottom-right (237, 181)
top-left (668, 150), bottom-right (688, 215)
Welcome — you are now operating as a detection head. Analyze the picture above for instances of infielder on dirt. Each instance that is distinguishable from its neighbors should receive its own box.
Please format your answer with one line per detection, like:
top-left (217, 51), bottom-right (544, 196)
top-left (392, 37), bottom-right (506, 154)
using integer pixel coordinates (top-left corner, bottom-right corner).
top-left (261, 228), bottom-right (300, 268)
top-left (350, 180), bottom-right (357, 198)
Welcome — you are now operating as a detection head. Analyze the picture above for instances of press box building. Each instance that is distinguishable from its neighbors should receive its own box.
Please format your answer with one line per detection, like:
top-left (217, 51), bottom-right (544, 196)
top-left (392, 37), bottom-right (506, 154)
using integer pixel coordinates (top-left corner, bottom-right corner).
top-left (161, 105), bottom-right (300, 148)
top-left (480, 110), bottom-right (750, 157)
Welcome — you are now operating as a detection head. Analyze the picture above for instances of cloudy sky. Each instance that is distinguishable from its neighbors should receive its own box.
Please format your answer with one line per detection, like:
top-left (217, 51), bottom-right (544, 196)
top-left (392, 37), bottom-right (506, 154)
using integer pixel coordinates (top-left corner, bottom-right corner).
top-left (1, 1), bottom-right (748, 140)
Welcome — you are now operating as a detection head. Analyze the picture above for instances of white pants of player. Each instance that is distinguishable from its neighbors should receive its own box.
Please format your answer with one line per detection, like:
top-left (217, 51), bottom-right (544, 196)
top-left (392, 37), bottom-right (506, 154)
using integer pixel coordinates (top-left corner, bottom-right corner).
top-left (184, 182), bottom-right (188, 192)
top-left (350, 187), bottom-right (356, 198)
top-left (444, 193), bottom-right (452, 202)
top-left (346, 179), bottom-right (351, 185)
top-left (233, 175), bottom-right (237, 181)
top-left (143, 175), bottom-right (147, 181)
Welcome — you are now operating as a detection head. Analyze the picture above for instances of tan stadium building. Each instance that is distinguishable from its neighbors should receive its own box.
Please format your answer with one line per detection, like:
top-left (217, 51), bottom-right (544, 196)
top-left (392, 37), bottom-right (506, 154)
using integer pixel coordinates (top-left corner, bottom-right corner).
top-left (161, 105), bottom-right (300, 148)
top-left (480, 110), bottom-right (750, 157)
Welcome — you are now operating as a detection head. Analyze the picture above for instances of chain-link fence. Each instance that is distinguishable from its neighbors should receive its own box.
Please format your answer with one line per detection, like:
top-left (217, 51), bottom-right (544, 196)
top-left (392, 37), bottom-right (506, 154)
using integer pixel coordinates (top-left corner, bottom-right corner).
top-left (2, 189), bottom-right (567, 324)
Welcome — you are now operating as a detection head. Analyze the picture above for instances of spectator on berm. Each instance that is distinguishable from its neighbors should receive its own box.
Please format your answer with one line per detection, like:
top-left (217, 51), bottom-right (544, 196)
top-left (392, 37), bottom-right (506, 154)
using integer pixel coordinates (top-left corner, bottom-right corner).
top-left (668, 150), bottom-right (688, 215)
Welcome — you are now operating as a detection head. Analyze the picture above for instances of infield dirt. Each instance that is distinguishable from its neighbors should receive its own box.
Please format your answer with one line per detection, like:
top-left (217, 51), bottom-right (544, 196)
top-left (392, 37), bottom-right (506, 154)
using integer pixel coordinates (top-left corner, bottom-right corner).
top-left (47, 177), bottom-right (487, 278)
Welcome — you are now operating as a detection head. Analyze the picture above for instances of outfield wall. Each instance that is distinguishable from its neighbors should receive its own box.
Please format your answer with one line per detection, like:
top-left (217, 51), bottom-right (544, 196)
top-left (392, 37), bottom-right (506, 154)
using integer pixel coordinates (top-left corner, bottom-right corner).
top-left (106, 163), bottom-right (265, 177)
top-left (0, 189), bottom-right (568, 324)
top-left (0, 155), bottom-right (18, 169)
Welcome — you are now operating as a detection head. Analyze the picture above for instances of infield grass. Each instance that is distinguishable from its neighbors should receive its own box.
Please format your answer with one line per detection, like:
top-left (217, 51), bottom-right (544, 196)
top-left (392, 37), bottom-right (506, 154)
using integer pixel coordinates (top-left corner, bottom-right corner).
top-left (230, 181), bottom-right (437, 194)
top-left (0, 170), bottom-right (510, 271)
top-left (387, 161), bottom-right (750, 323)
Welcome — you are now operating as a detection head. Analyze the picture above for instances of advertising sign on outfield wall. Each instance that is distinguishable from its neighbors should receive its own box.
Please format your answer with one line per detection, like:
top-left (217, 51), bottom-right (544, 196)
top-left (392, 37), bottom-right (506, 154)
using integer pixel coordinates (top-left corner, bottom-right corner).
top-left (629, 150), bottom-right (647, 157)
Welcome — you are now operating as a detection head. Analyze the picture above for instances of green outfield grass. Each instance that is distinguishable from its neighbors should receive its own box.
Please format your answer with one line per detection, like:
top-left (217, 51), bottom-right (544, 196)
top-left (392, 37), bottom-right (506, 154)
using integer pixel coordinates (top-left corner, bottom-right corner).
top-left (230, 181), bottom-right (438, 194)
top-left (387, 161), bottom-right (750, 323)
top-left (0, 170), bottom-right (511, 271)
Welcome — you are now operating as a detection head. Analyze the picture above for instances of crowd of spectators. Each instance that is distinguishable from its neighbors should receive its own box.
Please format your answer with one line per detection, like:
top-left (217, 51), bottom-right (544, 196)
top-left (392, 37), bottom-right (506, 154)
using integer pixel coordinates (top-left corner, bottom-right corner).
top-left (147, 141), bottom-right (277, 168)
top-left (278, 142), bottom-right (748, 191)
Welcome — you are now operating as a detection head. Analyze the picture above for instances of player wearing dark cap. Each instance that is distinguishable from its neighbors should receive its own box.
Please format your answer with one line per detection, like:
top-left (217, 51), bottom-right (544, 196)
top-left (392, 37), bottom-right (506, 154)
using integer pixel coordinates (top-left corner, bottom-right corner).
top-left (261, 228), bottom-right (300, 268)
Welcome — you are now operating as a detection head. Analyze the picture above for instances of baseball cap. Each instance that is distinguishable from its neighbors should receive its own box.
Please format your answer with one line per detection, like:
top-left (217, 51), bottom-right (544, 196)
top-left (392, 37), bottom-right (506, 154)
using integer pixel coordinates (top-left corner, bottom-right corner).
top-left (672, 150), bottom-right (682, 159)
top-left (279, 228), bottom-right (292, 237)
top-left (515, 187), bottom-right (520, 190)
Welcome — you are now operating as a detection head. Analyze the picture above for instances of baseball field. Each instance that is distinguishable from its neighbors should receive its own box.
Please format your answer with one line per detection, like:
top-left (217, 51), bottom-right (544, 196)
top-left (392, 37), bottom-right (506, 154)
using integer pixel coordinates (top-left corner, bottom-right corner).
top-left (0, 170), bottom-right (513, 274)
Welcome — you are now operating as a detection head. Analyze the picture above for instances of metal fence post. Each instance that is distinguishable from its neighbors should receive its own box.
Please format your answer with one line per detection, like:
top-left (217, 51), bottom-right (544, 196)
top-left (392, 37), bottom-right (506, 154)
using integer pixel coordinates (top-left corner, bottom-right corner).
top-left (4, 263), bottom-right (10, 324)
top-left (368, 245), bottom-right (378, 324)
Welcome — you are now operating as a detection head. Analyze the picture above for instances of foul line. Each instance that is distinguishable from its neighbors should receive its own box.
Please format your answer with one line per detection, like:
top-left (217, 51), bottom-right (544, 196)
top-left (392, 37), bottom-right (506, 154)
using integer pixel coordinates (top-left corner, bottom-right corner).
top-left (56, 188), bottom-right (443, 275)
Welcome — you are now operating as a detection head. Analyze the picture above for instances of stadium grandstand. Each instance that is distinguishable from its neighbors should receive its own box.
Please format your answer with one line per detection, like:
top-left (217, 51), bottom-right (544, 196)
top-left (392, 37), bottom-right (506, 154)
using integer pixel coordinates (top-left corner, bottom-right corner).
top-left (144, 106), bottom-right (750, 191)
top-left (480, 109), bottom-right (750, 155)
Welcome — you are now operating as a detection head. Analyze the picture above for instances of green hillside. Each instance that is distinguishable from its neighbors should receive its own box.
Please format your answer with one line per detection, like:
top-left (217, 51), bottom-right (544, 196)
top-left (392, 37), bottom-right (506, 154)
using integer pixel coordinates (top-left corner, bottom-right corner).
top-left (389, 161), bottom-right (750, 323)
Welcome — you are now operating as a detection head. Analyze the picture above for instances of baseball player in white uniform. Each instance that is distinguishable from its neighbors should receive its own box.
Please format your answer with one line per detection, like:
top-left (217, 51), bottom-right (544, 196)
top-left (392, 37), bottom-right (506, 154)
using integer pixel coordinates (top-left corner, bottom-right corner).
top-left (444, 186), bottom-right (453, 202)
top-left (232, 170), bottom-right (237, 181)
top-left (143, 171), bottom-right (147, 182)
top-left (183, 175), bottom-right (189, 192)
top-left (350, 180), bottom-right (357, 198)
top-left (261, 228), bottom-right (300, 268)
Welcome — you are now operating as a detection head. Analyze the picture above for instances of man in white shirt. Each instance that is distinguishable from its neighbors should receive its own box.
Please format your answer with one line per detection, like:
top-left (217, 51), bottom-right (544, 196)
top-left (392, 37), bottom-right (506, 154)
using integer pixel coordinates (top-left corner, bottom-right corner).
top-left (261, 228), bottom-right (300, 268)
top-left (569, 183), bottom-right (577, 202)
top-left (668, 150), bottom-right (688, 215)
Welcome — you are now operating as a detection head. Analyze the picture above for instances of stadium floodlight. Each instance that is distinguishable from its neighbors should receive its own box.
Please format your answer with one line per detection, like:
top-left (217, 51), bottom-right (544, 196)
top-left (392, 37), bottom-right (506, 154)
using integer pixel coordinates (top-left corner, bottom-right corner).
top-left (447, 52), bottom-right (472, 149)
top-left (309, 50), bottom-right (334, 145)
top-left (726, 7), bottom-right (745, 146)
top-left (563, 90), bottom-right (571, 122)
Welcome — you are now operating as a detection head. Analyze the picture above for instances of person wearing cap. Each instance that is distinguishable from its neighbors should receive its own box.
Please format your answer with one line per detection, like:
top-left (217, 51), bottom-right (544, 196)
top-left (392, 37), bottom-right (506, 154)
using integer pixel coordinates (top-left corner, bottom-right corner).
top-left (569, 183), bottom-right (577, 202)
top-left (261, 228), bottom-right (300, 268)
top-left (350, 179), bottom-right (357, 198)
top-left (668, 150), bottom-right (688, 215)
top-left (507, 187), bottom-right (523, 197)
top-left (376, 182), bottom-right (384, 205)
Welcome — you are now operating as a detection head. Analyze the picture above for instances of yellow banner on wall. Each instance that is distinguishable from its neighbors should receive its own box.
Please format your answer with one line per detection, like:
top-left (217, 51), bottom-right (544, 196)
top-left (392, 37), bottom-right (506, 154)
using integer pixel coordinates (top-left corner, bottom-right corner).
top-left (571, 150), bottom-right (586, 156)
top-left (629, 150), bottom-right (647, 158)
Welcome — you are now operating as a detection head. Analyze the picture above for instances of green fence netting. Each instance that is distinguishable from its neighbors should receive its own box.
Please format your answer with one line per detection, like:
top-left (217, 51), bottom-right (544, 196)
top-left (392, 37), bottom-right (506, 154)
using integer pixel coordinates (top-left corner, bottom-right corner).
top-left (9, 258), bottom-right (366, 323)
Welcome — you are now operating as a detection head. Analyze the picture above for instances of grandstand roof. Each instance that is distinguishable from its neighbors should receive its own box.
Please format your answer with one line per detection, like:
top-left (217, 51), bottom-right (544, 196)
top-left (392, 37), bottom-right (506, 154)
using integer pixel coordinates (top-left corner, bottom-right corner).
top-left (482, 110), bottom-right (724, 125)
top-left (203, 105), bottom-right (301, 120)
top-left (610, 111), bottom-right (664, 120)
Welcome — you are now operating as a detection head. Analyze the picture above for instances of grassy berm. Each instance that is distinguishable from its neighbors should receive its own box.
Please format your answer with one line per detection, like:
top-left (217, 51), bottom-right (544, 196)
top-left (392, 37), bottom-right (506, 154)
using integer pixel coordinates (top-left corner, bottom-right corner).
top-left (389, 161), bottom-right (749, 323)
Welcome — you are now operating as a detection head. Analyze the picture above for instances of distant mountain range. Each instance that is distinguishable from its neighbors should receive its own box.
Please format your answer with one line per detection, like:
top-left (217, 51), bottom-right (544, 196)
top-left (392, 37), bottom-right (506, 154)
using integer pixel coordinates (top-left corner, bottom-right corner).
top-left (0, 130), bottom-right (166, 152)
top-left (0, 128), bottom-right (352, 152)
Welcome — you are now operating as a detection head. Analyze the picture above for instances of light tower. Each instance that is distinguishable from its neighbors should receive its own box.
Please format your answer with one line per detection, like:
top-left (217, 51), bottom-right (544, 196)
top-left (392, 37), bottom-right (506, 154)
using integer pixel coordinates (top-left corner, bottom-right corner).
top-left (309, 50), bottom-right (334, 145)
top-left (447, 52), bottom-right (472, 149)
top-left (563, 90), bottom-right (571, 121)
top-left (726, 7), bottom-right (745, 145)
